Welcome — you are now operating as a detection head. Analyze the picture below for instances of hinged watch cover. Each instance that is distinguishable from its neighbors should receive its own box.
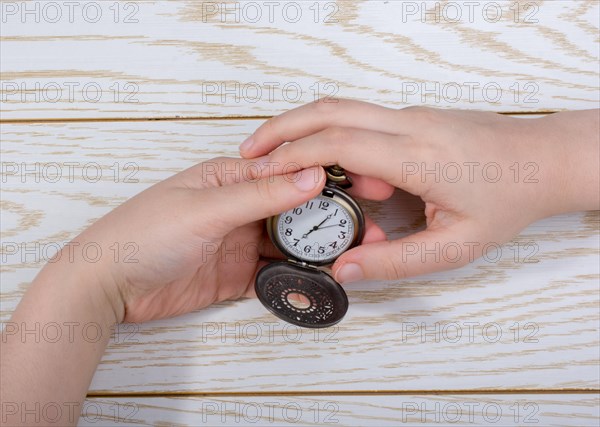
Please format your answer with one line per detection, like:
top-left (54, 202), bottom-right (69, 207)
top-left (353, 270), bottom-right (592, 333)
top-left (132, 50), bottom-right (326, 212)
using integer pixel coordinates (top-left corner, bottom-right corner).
top-left (255, 262), bottom-right (348, 328)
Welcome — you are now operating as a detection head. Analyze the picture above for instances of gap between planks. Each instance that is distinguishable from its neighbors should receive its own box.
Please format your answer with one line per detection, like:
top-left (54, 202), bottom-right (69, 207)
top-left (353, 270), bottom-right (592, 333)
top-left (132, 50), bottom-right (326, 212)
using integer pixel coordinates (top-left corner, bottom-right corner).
top-left (0, 111), bottom-right (557, 125)
top-left (86, 389), bottom-right (600, 399)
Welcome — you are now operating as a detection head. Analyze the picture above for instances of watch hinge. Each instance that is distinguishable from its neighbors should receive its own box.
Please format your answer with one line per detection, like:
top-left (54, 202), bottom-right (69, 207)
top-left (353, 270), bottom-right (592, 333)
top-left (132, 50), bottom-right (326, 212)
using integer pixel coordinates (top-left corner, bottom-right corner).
top-left (287, 259), bottom-right (318, 269)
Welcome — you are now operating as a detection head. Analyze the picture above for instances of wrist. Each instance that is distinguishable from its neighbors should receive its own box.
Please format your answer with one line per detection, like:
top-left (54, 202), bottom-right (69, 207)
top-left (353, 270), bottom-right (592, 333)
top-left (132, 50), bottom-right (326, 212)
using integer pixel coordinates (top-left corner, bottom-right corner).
top-left (46, 235), bottom-right (126, 325)
top-left (41, 259), bottom-right (123, 327)
top-left (526, 111), bottom-right (599, 219)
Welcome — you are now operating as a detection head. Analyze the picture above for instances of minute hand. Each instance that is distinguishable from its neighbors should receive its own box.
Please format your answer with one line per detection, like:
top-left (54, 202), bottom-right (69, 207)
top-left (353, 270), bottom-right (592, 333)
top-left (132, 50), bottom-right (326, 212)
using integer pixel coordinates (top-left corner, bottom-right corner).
top-left (315, 223), bottom-right (345, 231)
top-left (302, 214), bottom-right (332, 238)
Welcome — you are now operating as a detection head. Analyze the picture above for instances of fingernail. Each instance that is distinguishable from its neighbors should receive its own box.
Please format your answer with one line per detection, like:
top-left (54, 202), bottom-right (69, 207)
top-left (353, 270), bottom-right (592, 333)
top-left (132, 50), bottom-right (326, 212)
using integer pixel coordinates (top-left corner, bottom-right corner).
top-left (240, 136), bottom-right (254, 152)
top-left (293, 168), bottom-right (320, 192)
top-left (336, 263), bottom-right (364, 283)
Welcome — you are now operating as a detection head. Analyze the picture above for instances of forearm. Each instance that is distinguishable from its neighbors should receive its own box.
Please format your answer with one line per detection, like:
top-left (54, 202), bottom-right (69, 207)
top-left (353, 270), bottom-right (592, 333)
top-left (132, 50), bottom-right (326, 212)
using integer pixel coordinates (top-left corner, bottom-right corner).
top-left (537, 109), bottom-right (600, 216)
top-left (1, 256), bottom-right (118, 426)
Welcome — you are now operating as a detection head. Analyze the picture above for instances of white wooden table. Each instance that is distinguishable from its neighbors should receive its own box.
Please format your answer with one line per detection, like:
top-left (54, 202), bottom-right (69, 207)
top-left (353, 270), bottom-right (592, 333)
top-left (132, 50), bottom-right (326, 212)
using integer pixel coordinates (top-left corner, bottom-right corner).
top-left (1, 1), bottom-right (599, 425)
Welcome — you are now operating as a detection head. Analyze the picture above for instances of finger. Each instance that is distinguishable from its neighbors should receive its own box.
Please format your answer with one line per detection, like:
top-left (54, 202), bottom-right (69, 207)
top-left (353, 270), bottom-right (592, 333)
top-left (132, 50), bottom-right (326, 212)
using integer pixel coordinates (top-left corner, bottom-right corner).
top-left (346, 173), bottom-right (395, 201)
top-left (202, 166), bottom-right (326, 232)
top-left (331, 224), bottom-right (475, 282)
top-left (175, 157), bottom-right (271, 190)
top-left (240, 98), bottom-right (402, 157)
top-left (363, 214), bottom-right (387, 245)
top-left (266, 127), bottom-right (424, 195)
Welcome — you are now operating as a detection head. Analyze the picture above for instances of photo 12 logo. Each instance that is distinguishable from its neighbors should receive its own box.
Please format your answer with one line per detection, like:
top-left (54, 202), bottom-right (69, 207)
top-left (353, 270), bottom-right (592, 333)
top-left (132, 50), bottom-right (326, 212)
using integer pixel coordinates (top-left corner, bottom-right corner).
top-left (200, 81), bottom-right (339, 104)
top-left (399, 321), bottom-right (540, 344)
top-left (1, 161), bottom-right (139, 184)
top-left (199, 321), bottom-right (339, 344)
top-left (400, 81), bottom-right (540, 105)
top-left (199, 1), bottom-right (340, 24)
top-left (1, 81), bottom-right (139, 104)
top-left (401, 400), bottom-right (539, 424)
top-left (1, 241), bottom-right (140, 266)
top-left (1, 401), bottom-right (139, 425)
top-left (399, 1), bottom-right (540, 24)
top-left (200, 400), bottom-right (339, 424)
top-left (1, 1), bottom-right (140, 24)
top-left (1, 321), bottom-right (140, 345)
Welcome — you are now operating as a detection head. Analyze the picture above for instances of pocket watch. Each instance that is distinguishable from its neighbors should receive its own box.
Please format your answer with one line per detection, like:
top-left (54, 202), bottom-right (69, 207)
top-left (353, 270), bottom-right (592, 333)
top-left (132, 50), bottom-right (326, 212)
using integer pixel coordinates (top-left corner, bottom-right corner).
top-left (255, 165), bottom-right (365, 328)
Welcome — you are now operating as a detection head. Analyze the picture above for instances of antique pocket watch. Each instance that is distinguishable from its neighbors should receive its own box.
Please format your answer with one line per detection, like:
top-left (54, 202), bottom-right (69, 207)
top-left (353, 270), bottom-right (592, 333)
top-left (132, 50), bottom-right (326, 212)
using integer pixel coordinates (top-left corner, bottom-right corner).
top-left (255, 166), bottom-right (365, 328)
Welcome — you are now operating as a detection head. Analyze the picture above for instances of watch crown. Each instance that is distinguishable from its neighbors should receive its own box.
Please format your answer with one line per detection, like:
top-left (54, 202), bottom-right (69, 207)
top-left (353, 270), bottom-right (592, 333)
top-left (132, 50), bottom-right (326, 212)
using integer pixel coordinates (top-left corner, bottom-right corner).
top-left (325, 165), bottom-right (352, 189)
top-left (327, 165), bottom-right (345, 176)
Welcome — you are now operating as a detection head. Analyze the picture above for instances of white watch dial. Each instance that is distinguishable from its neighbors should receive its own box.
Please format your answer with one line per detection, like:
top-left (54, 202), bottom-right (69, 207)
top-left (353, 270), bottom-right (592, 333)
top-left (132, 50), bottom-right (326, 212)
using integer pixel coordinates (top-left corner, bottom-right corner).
top-left (276, 194), bottom-right (355, 263)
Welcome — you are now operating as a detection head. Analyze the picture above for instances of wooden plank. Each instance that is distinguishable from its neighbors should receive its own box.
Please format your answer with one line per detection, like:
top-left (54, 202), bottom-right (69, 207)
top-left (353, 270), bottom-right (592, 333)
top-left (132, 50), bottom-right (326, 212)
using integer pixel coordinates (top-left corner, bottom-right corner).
top-left (1, 0), bottom-right (599, 120)
top-left (1, 119), bottom-right (598, 393)
top-left (76, 395), bottom-right (600, 426)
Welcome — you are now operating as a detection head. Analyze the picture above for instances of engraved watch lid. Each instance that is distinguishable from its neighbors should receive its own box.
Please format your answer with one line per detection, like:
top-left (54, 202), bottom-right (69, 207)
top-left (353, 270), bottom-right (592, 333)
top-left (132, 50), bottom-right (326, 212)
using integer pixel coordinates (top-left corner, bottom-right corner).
top-left (255, 262), bottom-right (348, 328)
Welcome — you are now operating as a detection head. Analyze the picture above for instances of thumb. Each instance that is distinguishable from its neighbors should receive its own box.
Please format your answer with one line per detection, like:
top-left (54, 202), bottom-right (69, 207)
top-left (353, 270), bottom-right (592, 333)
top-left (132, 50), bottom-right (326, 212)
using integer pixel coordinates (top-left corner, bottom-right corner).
top-left (332, 226), bottom-right (476, 282)
top-left (204, 166), bottom-right (326, 230)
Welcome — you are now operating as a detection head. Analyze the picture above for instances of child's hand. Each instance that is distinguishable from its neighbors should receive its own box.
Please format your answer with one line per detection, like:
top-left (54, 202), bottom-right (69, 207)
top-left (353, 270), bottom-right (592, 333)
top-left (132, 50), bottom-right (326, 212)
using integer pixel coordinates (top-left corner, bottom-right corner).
top-left (2, 156), bottom-right (388, 422)
top-left (240, 99), bottom-right (599, 283)
top-left (74, 158), bottom-right (321, 323)
top-left (65, 157), bottom-right (386, 323)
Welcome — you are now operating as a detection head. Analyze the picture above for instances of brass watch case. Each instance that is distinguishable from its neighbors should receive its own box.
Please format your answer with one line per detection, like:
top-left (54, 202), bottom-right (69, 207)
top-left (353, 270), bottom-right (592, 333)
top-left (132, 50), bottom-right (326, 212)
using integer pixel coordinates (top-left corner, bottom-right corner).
top-left (255, 169), bottom-right (365, 328)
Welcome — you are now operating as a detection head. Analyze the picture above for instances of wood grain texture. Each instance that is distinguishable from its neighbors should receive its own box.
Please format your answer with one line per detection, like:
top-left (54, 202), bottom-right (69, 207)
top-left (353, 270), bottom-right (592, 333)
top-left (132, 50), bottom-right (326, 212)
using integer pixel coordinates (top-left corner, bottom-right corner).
top-left (2, 2), bottom-right (599, 422)
top-left (1, 119), bottom-right (598, 394)
top-left (1, 0), bottom-right (599, 120)
top-left (79, 395), bottom-right (600, 426)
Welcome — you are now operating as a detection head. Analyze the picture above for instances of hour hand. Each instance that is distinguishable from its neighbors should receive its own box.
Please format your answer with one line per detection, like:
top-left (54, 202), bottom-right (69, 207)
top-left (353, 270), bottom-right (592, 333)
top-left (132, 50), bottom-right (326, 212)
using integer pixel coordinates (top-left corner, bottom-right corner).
top-left (315, 214), bottom-right (332, 229)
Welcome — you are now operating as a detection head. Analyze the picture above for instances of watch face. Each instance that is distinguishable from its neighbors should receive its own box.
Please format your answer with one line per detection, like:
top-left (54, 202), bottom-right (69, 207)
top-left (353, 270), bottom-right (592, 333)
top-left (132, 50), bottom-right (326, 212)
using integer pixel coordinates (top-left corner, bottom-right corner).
top-left (272, 190), bottom-right (362, 264)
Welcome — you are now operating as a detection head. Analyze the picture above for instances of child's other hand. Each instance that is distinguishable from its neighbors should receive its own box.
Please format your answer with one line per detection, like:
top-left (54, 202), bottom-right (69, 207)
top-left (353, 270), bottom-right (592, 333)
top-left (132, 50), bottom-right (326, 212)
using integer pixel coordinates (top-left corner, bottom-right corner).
top-left (240, 99), bottom-right (599, 283)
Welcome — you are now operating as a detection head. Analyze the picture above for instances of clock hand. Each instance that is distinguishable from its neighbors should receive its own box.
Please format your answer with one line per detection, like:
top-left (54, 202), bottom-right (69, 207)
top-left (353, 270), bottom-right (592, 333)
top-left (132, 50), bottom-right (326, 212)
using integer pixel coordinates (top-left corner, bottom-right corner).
top-left (313, 223), bottom-right (342, 231)
top-left (302, 214), bottom-right (332, 238)
top-left (314, 214), bottom-right (333, 229)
